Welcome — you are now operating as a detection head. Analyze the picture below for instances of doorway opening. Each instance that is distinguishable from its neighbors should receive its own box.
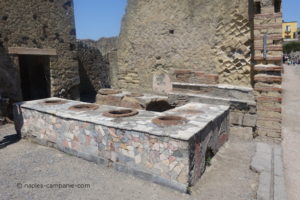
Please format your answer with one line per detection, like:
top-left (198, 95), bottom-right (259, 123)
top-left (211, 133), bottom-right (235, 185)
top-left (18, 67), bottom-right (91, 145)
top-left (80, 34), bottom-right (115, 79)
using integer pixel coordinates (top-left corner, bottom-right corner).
top-left (19, 55), bottom-right (50, 101)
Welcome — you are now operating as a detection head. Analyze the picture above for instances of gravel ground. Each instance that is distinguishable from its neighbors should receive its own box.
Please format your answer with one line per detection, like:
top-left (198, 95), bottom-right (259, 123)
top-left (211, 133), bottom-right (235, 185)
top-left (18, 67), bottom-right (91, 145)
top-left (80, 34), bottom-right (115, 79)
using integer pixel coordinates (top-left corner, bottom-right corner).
top-left (282, 65), bottom-right (300, 200)
top-left (0, 124), bottom-right (257, 200)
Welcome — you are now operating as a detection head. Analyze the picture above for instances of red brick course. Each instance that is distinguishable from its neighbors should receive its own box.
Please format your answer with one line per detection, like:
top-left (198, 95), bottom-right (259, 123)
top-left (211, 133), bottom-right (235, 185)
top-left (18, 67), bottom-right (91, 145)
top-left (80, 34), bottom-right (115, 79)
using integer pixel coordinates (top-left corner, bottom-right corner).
top-left (173, 69), bottom-right (219, 84)
top-left (254, 56), bottom-right (282, 61)
top-left (256, 96), bottom-right (282, 103)
top-left (254, 87), bottom-right (282, 93)
top-left (254, 65), bottom-right (283, 72)
top-left (254, 75), bottom-right (282, 83)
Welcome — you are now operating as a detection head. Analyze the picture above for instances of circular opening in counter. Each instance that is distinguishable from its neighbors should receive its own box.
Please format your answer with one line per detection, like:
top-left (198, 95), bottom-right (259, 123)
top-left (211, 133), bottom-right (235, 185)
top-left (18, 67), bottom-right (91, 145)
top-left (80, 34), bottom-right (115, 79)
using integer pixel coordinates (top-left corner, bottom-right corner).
top-left (152, 115), bottom-right (188, 127)
top-left (126, 93), bottom-right (144, 98)
top-left (43, 100), bottom-right (67, 105)
top-left (98, 89), bottom-right (121, 95)
top-left (145, 100), bottom-right (175, 112)
top-left (103, 109), bottom-right (138, 118)
top-left (68, 104), bottom-right (99, 111)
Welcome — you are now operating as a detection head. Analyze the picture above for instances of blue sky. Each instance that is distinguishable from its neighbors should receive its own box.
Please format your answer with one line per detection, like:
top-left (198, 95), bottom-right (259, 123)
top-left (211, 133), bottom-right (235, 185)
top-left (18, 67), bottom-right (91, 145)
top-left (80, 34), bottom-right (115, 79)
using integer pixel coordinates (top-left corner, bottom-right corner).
top-left (283, 0), bottom-right (300, 24)
top-left (74, 0), bottom-right (127, 40)
top-left (74, 0), bottom-right (299, 40)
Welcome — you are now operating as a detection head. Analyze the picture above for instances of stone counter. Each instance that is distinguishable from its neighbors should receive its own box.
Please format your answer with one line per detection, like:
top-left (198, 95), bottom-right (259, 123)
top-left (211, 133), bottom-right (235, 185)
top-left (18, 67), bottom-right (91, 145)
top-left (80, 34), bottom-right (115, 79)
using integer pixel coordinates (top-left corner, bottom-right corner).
top-left (14, 98), bottom-right (229, 192)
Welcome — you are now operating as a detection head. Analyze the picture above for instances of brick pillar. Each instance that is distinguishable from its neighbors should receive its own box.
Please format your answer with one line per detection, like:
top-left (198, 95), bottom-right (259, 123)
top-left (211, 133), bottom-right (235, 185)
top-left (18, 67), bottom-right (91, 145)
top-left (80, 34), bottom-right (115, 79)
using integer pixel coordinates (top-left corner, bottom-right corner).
top-left (253, 0), bottom-right (283, 138)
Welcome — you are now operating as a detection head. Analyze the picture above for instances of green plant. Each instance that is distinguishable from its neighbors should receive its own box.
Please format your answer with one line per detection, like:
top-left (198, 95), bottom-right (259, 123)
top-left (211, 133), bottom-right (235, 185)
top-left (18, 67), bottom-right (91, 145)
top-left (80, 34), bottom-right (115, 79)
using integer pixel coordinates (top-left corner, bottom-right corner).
top-left (283, 41), bottom-right (300, 54)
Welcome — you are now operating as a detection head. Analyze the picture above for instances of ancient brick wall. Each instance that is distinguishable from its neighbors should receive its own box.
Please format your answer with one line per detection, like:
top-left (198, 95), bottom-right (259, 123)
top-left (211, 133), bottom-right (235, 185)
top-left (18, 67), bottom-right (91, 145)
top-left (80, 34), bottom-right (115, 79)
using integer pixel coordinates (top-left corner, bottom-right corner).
top-left (253, 0), bottom-right (283, 138)
top-left (0, 0), bottom-right (79, 101)
top-left (117, 0), bottom-right (252, 91)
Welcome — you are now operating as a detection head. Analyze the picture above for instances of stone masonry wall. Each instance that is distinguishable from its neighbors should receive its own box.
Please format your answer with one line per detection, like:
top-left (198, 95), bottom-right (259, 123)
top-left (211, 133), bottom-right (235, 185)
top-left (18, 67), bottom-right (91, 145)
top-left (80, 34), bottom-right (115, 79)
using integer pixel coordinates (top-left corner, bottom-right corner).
top-left (0, 0), bottom-right (79, 101)
top-left (117, 0), bottom-right (252, 91)
top-left (79, 38), bottom-right (119, 87)
top-left (20, 109), bottom-right (190, 190)
top-left (253, 0), bottom-right (283, 138)
top-left (77, 41), bottom-right (110, 96)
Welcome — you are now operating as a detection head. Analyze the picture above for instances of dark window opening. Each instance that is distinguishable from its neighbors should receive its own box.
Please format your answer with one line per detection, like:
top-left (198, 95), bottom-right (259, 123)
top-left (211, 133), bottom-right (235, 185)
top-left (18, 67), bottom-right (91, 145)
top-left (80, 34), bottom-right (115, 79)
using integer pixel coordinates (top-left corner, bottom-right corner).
top-left (274, 0), bottom-right (281, 13)
top-left (19, 55), bottom-right (50, 101)
top-left (254, 2), bottom-right (261, 14)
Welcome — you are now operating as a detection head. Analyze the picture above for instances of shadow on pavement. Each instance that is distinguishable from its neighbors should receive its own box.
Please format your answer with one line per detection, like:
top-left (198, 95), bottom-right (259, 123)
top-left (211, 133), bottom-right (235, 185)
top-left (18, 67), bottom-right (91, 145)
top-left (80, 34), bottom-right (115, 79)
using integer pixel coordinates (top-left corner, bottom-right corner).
top-left (0, 133), bottom-right (20, 149)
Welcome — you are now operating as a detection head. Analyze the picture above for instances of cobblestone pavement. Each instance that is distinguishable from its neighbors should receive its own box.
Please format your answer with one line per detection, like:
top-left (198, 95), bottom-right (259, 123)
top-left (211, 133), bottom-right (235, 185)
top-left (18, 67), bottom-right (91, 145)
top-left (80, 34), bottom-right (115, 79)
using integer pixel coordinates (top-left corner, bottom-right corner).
top-left (282, 65), bottom-right (300, 200)
top-left (0, 123), bottom-right (257, 200)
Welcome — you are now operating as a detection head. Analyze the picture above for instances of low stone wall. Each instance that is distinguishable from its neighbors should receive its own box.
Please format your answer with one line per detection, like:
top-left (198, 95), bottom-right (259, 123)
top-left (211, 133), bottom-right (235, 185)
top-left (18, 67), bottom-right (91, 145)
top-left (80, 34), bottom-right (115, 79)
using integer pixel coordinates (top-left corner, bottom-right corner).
top-left (14, 98), bottom-right (229, 192)
top-left (167, 68), bottom-right (257, 138)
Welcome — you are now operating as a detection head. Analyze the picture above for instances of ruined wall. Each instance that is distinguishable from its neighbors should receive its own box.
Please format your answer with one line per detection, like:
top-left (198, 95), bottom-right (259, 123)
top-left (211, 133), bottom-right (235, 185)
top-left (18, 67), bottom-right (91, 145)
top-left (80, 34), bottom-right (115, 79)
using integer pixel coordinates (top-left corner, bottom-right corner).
top-left (253, 0), bottom-right (283, 138)
top-left (117, 0), bottom-right (252, 91)
top-left (80, 37), bottom-right (119, 88)
top-left (77, 41), bottom-right (110, 97)
top-left (0, 0), bottom-right (79, 101)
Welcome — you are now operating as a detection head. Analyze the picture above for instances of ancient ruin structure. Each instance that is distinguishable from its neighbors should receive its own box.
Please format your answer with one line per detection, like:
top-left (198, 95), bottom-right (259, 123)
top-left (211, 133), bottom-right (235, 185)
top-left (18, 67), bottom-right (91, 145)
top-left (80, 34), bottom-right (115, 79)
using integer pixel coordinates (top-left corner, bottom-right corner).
top-left (0, 0), bottom-right (79, 107)
top-left (117, 0), bottom-right (252, 90)
top-left (113, 0), bottom-right (283, 138)
top-left (2, 0), bottom-right (283, 193)
top-left (253, 0), bottom-right (283, 138)
top-left (15, 97), bottom-right (229, 192)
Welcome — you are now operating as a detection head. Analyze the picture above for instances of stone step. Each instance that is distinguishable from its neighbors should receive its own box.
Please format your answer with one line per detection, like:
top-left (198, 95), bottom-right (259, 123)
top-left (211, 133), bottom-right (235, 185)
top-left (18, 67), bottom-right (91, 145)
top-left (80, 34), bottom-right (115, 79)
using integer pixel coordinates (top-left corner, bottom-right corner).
top-left (254, 74), bottom-right (282, 83)
top-left (168, 91), bottom-right (256, 111)
top-left (172, 82), bottom-right (255, 102)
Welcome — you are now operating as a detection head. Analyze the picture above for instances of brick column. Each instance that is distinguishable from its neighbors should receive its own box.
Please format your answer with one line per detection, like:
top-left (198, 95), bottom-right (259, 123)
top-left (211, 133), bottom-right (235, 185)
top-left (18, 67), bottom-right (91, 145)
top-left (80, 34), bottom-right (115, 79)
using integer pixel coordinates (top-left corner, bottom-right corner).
top-left (253, 0), bottom-right (283, 138)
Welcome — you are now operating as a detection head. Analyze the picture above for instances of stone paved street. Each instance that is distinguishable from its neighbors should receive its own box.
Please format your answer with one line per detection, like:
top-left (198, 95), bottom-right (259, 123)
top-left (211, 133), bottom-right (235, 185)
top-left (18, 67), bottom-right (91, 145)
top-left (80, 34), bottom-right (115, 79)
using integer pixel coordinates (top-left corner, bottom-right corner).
top-left (0, 124), bottom-right (257, 200)
top-left (282, 64), bottom-right (300, 200)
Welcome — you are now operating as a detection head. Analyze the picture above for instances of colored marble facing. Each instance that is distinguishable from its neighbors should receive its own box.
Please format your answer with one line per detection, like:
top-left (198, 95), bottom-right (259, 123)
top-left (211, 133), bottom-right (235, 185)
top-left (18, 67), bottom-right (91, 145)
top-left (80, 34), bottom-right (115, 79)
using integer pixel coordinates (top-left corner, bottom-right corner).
top-left (14, 98), bottom-right (229, 192)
